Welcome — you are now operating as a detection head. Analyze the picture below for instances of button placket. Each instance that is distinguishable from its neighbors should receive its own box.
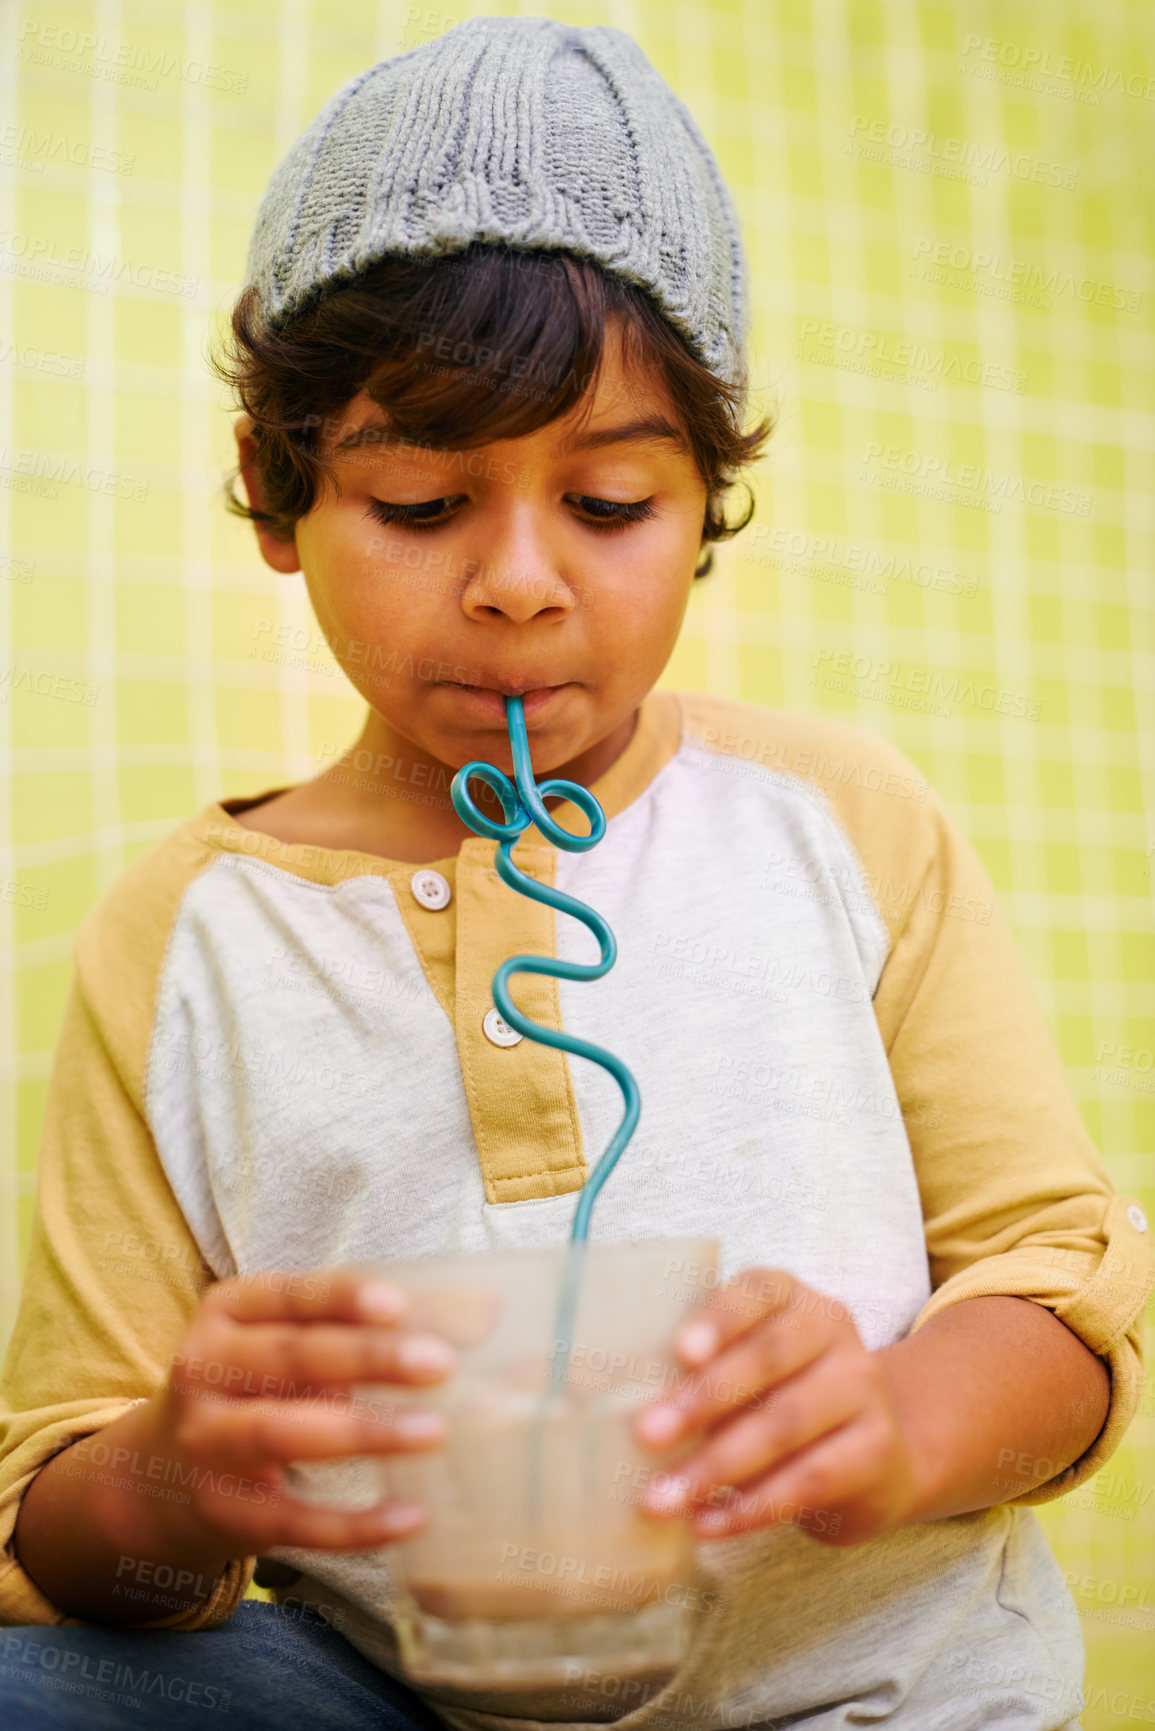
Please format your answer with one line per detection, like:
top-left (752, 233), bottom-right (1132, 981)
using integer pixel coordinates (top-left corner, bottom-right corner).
top-left (391, 861), bottom-right (458, 1024)
top-left (453, 839), bottom-right (586, 1203)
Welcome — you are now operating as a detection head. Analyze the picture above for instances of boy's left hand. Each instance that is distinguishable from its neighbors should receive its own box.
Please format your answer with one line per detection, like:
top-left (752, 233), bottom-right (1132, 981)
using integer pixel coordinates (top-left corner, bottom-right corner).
top-left (633, 1267), bottom-right (919, 1546)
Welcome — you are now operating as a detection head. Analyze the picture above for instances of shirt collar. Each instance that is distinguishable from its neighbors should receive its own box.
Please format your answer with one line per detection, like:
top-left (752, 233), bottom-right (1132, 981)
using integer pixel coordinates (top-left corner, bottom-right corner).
top-left (196, 688), bottom-right (685, 882)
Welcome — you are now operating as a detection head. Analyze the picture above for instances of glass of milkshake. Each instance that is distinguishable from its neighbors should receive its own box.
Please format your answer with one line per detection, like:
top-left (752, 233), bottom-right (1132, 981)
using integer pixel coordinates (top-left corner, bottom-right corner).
top-left (363, 1237), bottom-right (720, 1696)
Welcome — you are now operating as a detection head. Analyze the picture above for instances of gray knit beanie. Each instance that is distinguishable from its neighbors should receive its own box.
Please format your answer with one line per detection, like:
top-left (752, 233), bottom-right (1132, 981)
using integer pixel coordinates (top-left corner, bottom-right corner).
top-left (243, 15), bottom-right (748, 385)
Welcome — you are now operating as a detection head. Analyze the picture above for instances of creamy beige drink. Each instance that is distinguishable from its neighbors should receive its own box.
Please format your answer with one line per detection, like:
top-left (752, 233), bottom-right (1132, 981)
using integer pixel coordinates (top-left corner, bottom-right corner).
top-left (409, 1566), bottom-right (681, 1622)
top-left (408, 1534), bottom-right (689, 1620)
top-left (360, 1238), bottom-right (719, 1691)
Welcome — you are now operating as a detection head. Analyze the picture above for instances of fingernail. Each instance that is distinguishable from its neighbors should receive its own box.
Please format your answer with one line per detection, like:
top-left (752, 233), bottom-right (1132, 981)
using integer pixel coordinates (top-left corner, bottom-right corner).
top-left (645, 1475), bottom-right (689, 1514)
top-left (359, 1280), bottom-right (406, 1322)
top-left (376, 1499), bottom-right (425, 1534)
top-left (392, 1409), bottom-right (446, 1442)
top-left (679, 1320), bottom-right (717, 1364)
top-left (398, 1333), bottom-right (455, 1375)
top-left (638, 1405), bottom-right (684, 1447)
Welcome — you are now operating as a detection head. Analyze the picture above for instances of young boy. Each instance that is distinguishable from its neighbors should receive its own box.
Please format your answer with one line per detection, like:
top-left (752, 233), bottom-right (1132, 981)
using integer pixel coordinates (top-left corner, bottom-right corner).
top-left (1, 16), bottom-right (1152, 1731)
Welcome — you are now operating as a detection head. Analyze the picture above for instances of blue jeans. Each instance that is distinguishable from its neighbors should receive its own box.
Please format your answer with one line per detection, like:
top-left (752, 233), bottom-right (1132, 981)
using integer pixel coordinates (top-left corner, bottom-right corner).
top-left (0, 1601), bottom-right (450, 1729)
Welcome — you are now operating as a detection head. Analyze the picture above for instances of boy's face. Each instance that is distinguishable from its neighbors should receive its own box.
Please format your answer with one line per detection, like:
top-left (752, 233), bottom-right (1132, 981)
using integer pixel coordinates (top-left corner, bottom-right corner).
top-left (241, 316), bottom-right (708, 778)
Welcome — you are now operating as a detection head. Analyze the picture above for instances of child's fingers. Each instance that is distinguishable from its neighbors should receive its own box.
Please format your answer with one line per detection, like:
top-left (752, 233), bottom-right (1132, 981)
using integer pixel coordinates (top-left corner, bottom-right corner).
top-left (172, 1393), bottom-right (446, 1471)
top-left (673, 1268), bottom-right (846, 1367)
top-left (640, 1349), bottom-right (865, 1515)
top-left (192, 1473), bottom-right (430, 1555)
top-left (180, 1319), bottom-right (455, 1395)
top-left (203, 1267), bottom-right (411, 1328)
top-left (686, 1416), bottom-right (886, 1541)
top-left (269, 1495), bottom-right (431, 1553)
top-left (637, 1305), bottom-right (831, 1449)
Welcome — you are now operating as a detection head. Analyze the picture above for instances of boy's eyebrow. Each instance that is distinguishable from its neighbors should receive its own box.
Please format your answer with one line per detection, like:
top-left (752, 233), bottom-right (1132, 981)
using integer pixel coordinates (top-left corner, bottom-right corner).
top-left (333, 418), bottom-right (391, 454)
top-left (330, 414), bottom-right (689, 457)
top-left (558, 416), bottom-right (689, 455)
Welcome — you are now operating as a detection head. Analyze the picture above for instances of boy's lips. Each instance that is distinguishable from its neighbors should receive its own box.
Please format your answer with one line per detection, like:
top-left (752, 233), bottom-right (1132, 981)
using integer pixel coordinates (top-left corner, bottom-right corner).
top-left (444, 680), bottom-right (575, 720)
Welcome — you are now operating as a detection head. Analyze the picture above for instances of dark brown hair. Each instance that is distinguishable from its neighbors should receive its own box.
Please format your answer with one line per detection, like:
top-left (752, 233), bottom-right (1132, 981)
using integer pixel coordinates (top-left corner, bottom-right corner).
top-left (209, 243), bottom-right (772, 578)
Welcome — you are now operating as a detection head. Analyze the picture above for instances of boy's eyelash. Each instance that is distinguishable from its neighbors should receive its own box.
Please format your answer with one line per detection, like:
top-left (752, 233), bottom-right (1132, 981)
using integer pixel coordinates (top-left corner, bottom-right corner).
top-left (364, 495), bottom-right (656, 532)
top-left (571, 495), bottom-right (656, 529)
top-left (366, 496), bottom-right (463, 530)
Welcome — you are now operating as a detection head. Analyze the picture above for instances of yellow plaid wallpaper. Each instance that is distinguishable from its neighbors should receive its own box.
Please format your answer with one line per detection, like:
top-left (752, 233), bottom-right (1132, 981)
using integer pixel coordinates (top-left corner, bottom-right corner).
top-left (3, 0), bottom-right (1152, 1719)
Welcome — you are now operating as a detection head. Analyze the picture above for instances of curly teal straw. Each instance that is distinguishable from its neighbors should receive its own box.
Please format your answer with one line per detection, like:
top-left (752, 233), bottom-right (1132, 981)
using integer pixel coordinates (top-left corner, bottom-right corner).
top-left (450, 694), bottom-right (643, 1499)
top-left (449, 694), bottom-right (642, 1243)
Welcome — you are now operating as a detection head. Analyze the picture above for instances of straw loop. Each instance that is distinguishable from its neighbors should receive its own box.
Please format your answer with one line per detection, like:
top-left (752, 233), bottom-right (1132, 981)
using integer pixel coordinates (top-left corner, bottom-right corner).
top-left (449, 696), bottom-right (641, 1242)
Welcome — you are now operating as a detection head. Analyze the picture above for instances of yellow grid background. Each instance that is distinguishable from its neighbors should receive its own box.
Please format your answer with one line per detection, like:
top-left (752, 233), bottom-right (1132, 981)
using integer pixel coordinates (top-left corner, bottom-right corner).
top-left (2, 0), bottom-right (1152, 1719)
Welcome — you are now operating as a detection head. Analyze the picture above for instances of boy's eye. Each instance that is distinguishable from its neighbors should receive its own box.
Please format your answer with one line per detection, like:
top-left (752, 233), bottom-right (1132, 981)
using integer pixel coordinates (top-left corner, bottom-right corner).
top-left (363, 494), bottom-right (656, 532)
top-left (569, 495), bottom-right (656, 529)
top-left (365, 496), bottom-right (462, 529)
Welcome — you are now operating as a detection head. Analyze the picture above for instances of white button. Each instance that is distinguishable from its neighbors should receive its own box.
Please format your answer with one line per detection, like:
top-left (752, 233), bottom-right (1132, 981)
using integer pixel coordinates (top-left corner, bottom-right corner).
top-left (410, 869), bottom-right (451, 910)
top-left (483, 1007), bottom-right (523, 1047)
top-left (1126, 1203), bottom-right (1148, 1234)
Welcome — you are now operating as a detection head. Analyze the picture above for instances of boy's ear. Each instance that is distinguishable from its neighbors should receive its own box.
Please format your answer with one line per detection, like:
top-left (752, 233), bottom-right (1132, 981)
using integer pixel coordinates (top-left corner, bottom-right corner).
top-left (233, 411), bottom-right (301, 574)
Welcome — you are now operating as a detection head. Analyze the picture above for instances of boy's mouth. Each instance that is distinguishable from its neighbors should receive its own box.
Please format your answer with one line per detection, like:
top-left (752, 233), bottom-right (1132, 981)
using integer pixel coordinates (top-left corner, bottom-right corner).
top-left (444, 678), bottom-right (574, 720)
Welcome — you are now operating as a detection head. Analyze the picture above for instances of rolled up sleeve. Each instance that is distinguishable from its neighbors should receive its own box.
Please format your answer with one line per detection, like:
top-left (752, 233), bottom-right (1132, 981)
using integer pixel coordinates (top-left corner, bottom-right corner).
top-left (1, 868), bottom-right (256, 1628)
top-left (861, 771), bottom-right (1155, 1504)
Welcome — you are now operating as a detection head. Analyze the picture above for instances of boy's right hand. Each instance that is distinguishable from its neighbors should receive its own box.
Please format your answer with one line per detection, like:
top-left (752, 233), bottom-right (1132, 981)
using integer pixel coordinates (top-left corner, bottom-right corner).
top-left (141, 1266), bottom-right (454, 1562)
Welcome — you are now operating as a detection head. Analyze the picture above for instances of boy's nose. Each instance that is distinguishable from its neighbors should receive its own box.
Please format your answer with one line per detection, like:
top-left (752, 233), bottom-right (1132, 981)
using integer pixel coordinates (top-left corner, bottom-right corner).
top-left (458, 520), bottom-right (577, 624)
top-left (460, 561), bottom-right (575, 623)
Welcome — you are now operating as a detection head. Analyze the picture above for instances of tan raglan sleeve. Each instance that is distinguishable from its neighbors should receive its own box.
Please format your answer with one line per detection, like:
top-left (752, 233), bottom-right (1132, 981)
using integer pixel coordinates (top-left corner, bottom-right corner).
top-left (864, 775), bottom-right (1154, 1504)
top-left (0, 819), bottom-right (256, 1626)
top-left (685, 695), bottom-right (1155, 1504)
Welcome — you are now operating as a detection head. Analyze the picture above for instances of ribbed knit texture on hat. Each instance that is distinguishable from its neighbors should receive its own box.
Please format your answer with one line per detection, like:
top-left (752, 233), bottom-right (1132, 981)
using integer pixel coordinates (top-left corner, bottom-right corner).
top-left (243, 16), bottom-right (748, 384)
